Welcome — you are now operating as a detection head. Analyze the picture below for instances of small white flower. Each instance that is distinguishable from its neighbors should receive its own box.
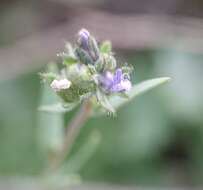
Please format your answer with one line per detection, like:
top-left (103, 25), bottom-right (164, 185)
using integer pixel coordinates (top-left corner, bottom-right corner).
top-left (120, 79), bottom-right (132, 91)
top-left (50, 79), bottom-right (71, 92)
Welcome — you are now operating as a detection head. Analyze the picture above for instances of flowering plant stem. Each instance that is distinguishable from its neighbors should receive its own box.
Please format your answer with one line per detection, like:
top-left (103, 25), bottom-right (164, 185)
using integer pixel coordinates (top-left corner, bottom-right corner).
top-left (51, 100), bottom-right (92, 171)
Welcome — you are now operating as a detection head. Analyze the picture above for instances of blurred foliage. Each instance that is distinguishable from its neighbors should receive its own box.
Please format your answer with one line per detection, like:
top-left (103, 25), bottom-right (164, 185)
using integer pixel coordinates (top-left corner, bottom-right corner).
top-left (0, 49), bottom-right (203, 187)
top-left (0, 71), bottom-right (43, 175)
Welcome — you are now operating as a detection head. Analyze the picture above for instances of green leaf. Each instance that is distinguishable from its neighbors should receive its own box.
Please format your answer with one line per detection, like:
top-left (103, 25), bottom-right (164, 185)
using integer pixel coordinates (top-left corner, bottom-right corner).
top-left (38, 102), bottom-right (79, 113)
top-left (100, 41), bottom-right (112, 54)
top-left (63, 56), bottom-right (78, 65)
top-left (38, 111), bottom-right (64, 153)
top-left (38, 83), bottom-right (64, 154)
top-left (110, 77), bottom-right (171, 109)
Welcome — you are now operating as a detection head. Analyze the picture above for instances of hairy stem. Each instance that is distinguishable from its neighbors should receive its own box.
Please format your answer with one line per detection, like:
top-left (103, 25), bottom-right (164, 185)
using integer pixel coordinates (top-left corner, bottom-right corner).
top-left (51, 100), bottom-right (92, 171)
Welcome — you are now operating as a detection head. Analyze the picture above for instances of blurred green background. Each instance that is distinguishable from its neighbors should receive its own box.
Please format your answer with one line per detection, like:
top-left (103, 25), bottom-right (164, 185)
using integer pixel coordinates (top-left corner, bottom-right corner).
top-left (0, 0), bottom-right (203, 187)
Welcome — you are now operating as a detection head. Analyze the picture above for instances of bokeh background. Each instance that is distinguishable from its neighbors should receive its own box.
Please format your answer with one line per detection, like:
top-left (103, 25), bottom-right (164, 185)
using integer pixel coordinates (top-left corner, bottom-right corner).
top-left (0, 0), bottom-right (203, 188)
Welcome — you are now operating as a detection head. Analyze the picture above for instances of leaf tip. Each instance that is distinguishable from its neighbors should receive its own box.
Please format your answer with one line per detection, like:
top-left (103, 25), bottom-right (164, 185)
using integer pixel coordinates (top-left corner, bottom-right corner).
top-left (153, 77), bottom-right (171, 85)
top-left (161, 77), bottom-right (171, 82)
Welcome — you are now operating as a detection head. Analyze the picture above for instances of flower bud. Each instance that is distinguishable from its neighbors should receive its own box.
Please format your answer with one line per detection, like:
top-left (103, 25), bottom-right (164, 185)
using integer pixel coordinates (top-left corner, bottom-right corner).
top-left (103, 55), bottom-right (117, 71)
top-left (66, 64), bottom-right (95, 95)
top-left (67, 64), bottom-right (90, 81)
top-left (75, 47), bottom-right (94, 65)
top-left (77, 28), bottom-right (100, 63)
top-left (78, 28), bottom-right (90, 50)
top-left (88, 36), bottom-right (100, 61)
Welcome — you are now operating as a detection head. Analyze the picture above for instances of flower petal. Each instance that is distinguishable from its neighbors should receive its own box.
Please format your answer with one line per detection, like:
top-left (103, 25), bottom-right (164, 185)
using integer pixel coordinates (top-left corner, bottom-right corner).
top-left (99, 71), bottom-right (114, 90)
top-left (113, 68), bottom-right (122, 84)
top-left (110, 78), bottom-right (132, 92)
top-left (120, 79), bottom-right (132, 91)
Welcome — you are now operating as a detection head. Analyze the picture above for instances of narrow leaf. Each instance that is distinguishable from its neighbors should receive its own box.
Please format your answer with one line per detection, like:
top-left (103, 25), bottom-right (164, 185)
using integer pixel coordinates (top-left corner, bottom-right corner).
top-left (38, 83), bottom-right (64, 153)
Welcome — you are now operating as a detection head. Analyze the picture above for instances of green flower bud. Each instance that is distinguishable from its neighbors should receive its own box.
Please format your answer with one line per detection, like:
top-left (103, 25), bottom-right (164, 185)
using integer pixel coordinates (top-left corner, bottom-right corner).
top-left (75, 47), bottom-right (94, 65)
top-left (66, 64), bottom-right (91, 81)
top-left (66, 64), bottom-right (96, 96)
top-left (57, 87), bottom-right (80, 103)
top-left (103, 54), bottom-right (117, 71)
top-left (88, 36), bottom-right (100, 61)
top-left (100, 40), bottom-right (112, 54)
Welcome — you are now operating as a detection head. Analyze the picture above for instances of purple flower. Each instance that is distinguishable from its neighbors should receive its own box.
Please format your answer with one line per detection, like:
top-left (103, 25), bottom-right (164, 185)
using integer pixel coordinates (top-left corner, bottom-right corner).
top-left (78, 29), bottom-right (90, 50)
top-left (99, 68), bottom-right (132, 93)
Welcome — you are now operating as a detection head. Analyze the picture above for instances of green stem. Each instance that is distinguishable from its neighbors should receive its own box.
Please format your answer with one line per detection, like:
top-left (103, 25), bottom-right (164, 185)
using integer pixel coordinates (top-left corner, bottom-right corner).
top-left (51, 100), bottom-right (92, 171)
